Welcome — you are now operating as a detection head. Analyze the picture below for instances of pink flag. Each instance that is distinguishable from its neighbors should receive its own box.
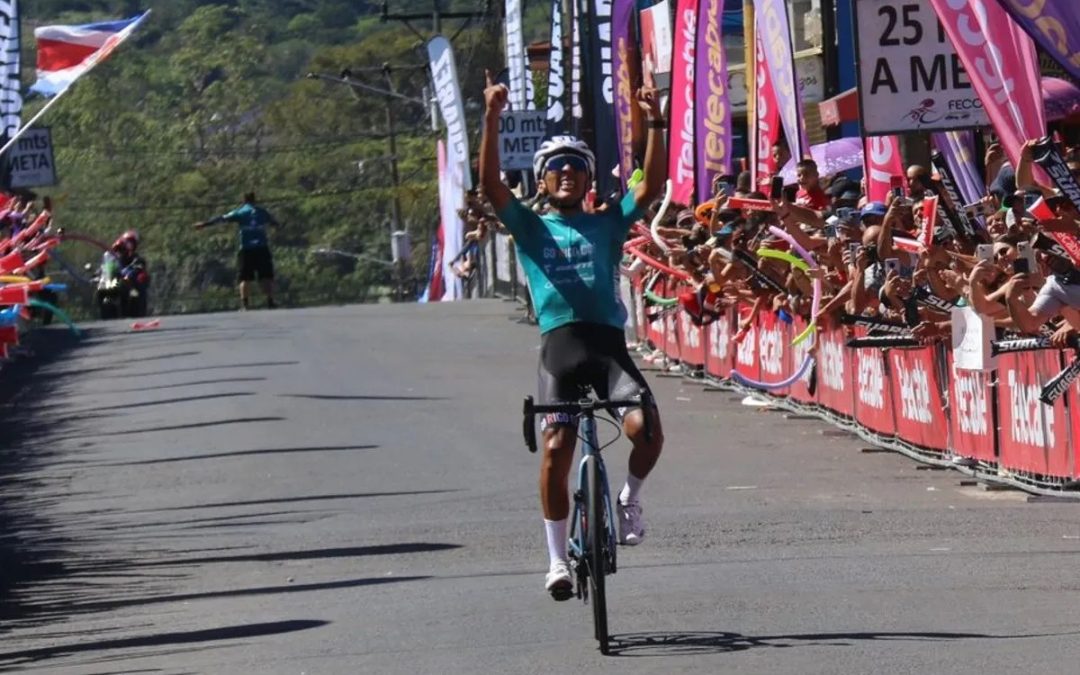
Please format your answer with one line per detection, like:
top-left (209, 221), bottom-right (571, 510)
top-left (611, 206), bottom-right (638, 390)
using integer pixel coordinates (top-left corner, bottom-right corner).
top-left (928, 0), bottom-right (1044, 171)
top-left (667, 0), bottom-right (698, 205)
top-left (751, 26), bottom-right (780, 189)
top-left (864, 135), bottom-right (906, 203)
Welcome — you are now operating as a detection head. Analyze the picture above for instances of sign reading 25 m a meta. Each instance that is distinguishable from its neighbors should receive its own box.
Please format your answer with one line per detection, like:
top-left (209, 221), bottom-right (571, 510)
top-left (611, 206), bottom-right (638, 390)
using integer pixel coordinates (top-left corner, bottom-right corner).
top-left (854, 0), bottom-right (990, 135)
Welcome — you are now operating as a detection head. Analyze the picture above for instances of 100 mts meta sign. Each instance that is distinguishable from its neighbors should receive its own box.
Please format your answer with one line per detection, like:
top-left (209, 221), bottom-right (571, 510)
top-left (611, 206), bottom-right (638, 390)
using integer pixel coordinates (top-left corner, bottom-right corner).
top-left (853, 0), bottom-right (991, 135)
top-left (499, 111), bottom-right (547, 171)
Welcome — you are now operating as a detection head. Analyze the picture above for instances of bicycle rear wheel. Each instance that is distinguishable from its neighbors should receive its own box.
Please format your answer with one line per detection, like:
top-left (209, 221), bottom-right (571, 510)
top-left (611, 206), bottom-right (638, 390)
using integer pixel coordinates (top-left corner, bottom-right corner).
top-left (585, 454), bottom-right (609, 654)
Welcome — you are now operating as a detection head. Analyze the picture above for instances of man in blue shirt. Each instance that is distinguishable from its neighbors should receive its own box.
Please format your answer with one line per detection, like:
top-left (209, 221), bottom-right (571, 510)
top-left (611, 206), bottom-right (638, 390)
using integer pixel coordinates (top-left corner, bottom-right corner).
top-left (480, 70), bottom-right (668, 599)
top-left (195, 192), bottom-right (279, 310)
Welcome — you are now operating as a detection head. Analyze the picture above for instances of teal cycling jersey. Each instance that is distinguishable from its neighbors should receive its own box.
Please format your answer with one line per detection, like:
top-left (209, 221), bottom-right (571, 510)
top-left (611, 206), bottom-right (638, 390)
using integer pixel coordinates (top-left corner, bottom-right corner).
top-left (496, 192), bottom-right (643, 334)
top-left (219, 204), bottom-right (274, 250)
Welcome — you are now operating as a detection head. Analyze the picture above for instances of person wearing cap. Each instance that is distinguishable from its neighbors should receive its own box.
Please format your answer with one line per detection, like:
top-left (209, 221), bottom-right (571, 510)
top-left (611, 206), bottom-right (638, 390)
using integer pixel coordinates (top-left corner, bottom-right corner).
top-left (860, 201), bottom-right (887, 227)
top-left (480, 67), bottom-right (667, 599)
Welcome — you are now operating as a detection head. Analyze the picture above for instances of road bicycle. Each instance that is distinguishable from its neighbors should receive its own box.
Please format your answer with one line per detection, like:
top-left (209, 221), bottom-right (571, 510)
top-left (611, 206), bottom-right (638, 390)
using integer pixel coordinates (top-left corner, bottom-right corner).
top-left (522, 393), bottom-right (651, 655)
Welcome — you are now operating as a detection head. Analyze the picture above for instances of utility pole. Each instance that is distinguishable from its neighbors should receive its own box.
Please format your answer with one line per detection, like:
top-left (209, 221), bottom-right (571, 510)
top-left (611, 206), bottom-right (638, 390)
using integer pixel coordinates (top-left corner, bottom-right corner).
top-left (382, 64), bottom-right (404, 241)
top-left (380, 0), bottom-right (492, 40)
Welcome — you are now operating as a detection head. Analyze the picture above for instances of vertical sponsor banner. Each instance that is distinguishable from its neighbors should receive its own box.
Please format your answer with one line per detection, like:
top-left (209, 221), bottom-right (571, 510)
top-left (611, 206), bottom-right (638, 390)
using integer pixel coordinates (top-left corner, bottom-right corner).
top-left (571, 0), bottom-right (583, 126)
top-left (733, 306), bottom-right (760, 383)
top-left (667, 0), bottom-right (698, 205)
top-left (864, 135), bottom-right (906, 203)
top-left (753, 0), bottom-right (808, 161)
top-left (996, 351), bottom-right (1069, 476)
top-left (422, 140), bottom-right (449, 303)
top-left (928, 0), bottom-right (1045, 172)
top-left (546, 0), bottom-right (567, 135)
top-left (853, 330), bottom-right (896, 437)
top-left (427, 36), bottom-right (469, 299)
top-left (504, 0), bottom-right (526, 110)
top-left (948, 355), bottom-right (996, 462)
top-left (889, 348), bottom-right (948, 452)
top-left (0, 0), bottom-right (19, 170)
top-left (995, 0), bottom-right (1080, 83)
top-left (816, 327), bottom-right (853, 417)
top-left (931, 131), bottom-right (985, 207)
top-left (427, 36), bottom-right (471, 189)
top-left (586, 0), bottom-right (618, 197)
top-left (647, 304), bottom-right (664, 347)
top-left (752, 26), bottom-right (780, 189)
top-left (694, 0), bottom-right (731, 201)
top-left (706, 307), bottom-right (734, 378)
top-left (611, 0), bottom-right (636, 188)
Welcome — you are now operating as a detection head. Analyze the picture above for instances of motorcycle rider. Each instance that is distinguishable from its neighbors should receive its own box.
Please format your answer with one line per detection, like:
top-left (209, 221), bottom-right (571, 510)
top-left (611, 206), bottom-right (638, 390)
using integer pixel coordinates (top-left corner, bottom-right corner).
top-left (111, 230), bottom-right (150, 317)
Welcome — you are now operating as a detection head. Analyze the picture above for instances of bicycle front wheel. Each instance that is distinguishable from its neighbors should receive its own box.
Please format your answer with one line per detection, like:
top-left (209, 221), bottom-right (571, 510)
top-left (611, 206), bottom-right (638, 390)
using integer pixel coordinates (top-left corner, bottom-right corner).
top-left (585, 454), bottom-right (609, 654)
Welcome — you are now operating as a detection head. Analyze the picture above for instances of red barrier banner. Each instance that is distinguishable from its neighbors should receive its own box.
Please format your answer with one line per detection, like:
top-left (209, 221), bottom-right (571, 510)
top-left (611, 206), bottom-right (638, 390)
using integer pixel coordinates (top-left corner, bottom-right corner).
top-left (947, 356), bottom-right (996, 462)
top-left (853, 333), bottom-right (896, 437)
top-left (733, 306), bottom-right (759, 383)
top-left (787, 316), bottom-right (815, 404)
top-left (816, 326), bottom-right (854, 418)
top-left (889, 347), bottom-right (947, 452)
top-left (632, 277), bottom-right (647, 342)
top-left (664, 298), bottom-right (682, 363)
top-left (996, 351), bottom-right (1070, 477)
top-left (705, 308), bottom-right (734, 378)
top-left (1071, 365), bottom-right (1080, 478)
top-left (754, 311), bottom-right (791, 394)
top-left (0, 326), bottom-right (17, 345)
top-left (678, 308), bottom-right (706, 367)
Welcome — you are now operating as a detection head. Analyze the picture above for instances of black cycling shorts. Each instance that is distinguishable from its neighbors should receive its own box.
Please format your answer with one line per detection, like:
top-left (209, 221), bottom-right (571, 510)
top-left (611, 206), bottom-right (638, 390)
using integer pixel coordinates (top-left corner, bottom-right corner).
top-left (238, 246), bottom-right (274, 282)
top-left (538, 322), bottom-right (653, 430)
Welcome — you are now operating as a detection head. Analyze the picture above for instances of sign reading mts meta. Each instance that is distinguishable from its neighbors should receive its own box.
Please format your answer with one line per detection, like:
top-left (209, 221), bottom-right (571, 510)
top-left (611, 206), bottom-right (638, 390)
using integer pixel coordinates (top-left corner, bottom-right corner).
top-left (853, 0), bottom-right (990, 135)
top-left (8, 128), bottom-right (57, 188)
top-left (499, 111), bottom-right (547, 171)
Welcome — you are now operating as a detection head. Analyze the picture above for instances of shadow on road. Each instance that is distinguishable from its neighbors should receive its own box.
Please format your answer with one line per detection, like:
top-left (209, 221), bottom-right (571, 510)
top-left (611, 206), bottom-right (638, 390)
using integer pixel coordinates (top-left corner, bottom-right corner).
top-left (0, 619), bottom-right (328, 669)
top-left (139, 489), bottom-right (462, 511)
top-left (607, 629), bottom-right (1077, 657)
top-left (141, 542), bottom-right (462, 566)
top-left (105, 444), bottom-right (379, 466)
top-left (280, 394), bottom-right (446, 401)
top-left (114, 376), bottom-right (268, 392)
top-left (99, 361), bottom-right (300, 379)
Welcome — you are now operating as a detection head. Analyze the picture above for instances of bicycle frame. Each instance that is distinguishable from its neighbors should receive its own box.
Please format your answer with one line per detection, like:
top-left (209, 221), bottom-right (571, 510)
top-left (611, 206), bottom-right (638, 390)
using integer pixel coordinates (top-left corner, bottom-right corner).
top-left (567, 415), bottom-right (617, 575)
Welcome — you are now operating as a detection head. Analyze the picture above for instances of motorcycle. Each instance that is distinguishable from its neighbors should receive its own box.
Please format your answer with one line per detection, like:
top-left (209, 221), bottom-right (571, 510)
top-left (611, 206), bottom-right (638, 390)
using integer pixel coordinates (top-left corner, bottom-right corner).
top-left (88, 251), bottom-right (149, 319)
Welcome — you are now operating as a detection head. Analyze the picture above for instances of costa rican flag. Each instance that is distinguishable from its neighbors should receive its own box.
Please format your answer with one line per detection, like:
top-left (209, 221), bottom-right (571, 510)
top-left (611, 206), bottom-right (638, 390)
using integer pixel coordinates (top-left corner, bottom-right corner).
top-left (30, 11), bottom-right (149, 97)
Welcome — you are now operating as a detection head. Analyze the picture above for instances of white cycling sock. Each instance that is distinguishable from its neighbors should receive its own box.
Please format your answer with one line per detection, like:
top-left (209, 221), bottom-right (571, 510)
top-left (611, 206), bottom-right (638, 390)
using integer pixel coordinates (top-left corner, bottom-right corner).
top-left (544, 518), bottom-right (568, 566)
top-left (620, 473), bottom-right (644, 505)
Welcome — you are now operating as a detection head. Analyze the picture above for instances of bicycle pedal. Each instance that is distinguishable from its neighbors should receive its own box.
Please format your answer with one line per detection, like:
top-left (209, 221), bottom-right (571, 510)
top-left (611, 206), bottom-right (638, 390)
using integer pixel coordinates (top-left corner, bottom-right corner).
top-left (549, 585), bottom-right (574, 602)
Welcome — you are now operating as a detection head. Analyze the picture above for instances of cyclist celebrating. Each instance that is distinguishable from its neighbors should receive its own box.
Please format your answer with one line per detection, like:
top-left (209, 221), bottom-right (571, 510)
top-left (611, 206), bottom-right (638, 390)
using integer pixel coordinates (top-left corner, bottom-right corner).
top-left (479, 69), bottom-right (667, 598)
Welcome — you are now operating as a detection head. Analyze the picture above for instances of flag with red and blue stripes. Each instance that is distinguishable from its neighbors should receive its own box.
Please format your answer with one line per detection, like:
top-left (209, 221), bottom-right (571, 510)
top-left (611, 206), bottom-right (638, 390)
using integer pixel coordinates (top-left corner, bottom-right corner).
top-left (31, 11), bottom-right (149, 97)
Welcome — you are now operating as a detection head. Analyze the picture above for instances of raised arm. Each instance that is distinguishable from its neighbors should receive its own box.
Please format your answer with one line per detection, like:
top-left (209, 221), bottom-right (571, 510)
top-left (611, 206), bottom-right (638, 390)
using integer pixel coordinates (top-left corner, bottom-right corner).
top-left (479, 70), bottom-right (513, 213)
top-left (634, 71), bottom-right (667, 209)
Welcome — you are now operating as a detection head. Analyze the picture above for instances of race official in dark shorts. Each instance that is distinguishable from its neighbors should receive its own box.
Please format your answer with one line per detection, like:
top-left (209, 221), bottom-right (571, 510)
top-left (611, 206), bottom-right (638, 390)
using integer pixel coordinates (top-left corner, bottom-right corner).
top-left (195, 192), bottom-right (280, 310)
top-left (238, 246), bottom-right (275, 283)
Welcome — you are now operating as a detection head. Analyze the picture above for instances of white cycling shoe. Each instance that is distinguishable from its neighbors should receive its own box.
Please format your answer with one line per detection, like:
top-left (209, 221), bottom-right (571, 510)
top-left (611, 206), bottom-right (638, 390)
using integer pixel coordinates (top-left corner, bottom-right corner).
top-left (545, 560), bottom-right (573, 600)
top-left (617, 500), bottom-right (645, 545)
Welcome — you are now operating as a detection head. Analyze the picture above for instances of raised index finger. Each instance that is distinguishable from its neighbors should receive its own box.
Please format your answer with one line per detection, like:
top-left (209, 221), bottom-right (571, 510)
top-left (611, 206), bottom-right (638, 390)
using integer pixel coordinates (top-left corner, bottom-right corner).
top-left (485, 69), bottom-right (494, 87)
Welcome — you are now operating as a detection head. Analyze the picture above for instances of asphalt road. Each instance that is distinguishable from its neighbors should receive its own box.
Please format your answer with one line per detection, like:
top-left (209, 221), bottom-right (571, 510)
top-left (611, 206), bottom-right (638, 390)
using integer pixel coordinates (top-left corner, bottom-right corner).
top-left (3, 301), bottom-right (1080, 674)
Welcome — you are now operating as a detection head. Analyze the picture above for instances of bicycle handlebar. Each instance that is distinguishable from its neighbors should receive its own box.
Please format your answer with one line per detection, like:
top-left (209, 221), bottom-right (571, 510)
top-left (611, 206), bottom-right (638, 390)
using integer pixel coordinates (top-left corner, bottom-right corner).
top-left (522, 395), bottom-right (653, 454)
